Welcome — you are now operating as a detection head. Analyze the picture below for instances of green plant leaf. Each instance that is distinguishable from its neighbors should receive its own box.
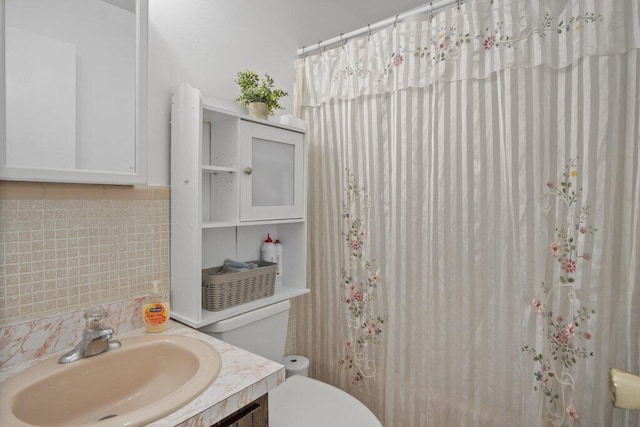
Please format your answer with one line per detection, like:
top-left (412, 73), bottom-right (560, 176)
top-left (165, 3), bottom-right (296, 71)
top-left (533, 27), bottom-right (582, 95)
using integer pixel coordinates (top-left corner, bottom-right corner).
top-left (235, 70), bottom-right (288, 115)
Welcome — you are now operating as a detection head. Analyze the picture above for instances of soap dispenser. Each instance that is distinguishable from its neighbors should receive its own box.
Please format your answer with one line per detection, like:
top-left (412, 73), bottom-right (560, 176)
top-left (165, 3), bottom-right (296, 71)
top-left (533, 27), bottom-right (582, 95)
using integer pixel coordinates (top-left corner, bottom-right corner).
top-left (142, 280), bottom-right (170, 333)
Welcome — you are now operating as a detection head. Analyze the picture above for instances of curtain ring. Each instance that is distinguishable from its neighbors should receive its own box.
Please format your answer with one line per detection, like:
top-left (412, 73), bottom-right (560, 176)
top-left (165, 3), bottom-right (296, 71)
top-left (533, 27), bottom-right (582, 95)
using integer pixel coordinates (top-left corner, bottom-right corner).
top-left (340, 33), bottom-right (347, 49)
top-left (428, 1), bottom-right (434, 21)
top-left (367, 24), bottom-right (372, 41)
top-left (393, 14), bottom-right (399, 28)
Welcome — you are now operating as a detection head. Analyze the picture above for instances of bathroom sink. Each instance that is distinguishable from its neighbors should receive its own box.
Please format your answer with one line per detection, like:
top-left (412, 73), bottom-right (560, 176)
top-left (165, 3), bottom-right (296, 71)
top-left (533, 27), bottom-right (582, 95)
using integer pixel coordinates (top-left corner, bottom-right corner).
top-left (0, 334), bottom-right (221, 427)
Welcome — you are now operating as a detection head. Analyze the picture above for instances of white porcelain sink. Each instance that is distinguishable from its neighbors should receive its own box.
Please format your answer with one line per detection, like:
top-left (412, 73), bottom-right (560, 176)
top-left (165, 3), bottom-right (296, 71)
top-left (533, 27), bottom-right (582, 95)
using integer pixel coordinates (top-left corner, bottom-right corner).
top-left (0, 334), bottom-right (221, 427)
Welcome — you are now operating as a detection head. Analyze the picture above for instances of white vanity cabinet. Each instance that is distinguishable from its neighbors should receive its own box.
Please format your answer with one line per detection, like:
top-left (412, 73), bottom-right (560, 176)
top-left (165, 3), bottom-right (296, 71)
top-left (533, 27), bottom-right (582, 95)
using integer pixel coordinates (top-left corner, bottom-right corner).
top-left (170, 83), bottom-right (308, 328)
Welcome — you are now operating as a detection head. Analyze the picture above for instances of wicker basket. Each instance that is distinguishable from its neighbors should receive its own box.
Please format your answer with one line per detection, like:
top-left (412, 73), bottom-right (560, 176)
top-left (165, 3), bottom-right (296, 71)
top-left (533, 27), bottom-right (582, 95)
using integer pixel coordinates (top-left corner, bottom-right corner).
top-left (202, 261), bottom-right (276, 311)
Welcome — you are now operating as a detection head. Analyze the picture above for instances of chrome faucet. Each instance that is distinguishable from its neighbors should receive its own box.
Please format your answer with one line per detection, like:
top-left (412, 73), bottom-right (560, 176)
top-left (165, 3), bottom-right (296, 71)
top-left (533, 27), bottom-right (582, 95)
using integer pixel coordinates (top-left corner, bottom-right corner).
top-left (58, 307), bottom-right (121, 364)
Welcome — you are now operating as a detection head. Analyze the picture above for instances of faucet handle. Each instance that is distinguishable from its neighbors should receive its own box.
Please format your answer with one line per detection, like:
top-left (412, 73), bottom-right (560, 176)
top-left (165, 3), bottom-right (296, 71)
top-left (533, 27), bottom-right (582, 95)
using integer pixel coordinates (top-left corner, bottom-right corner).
top-left (84, 307), bottom-right (108, 330)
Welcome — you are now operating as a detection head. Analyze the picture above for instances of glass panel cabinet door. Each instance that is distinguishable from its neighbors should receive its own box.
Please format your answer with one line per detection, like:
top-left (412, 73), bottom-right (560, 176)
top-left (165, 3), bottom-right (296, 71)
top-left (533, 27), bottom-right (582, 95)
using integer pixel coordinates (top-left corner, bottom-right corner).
top-left (239, 121), bottom-right (305, 221)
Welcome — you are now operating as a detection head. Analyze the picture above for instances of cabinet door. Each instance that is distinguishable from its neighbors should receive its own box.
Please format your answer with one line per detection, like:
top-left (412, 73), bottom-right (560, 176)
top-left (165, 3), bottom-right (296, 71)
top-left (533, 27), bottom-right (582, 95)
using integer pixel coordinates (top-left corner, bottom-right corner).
top-left (211, 394), bottom-right (268, 427)
top-left (239, 121), bottom-right (304, 221)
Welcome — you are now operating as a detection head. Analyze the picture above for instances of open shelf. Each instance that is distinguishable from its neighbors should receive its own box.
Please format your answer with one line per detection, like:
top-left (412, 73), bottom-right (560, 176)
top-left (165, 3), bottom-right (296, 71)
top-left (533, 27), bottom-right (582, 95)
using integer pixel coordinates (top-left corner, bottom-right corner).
top-left (238, 218), bottom-right (305, 226)
top-left (172, 286), bottom-right (310, 329)
top-left (202, 165), bottom-right (236, 173)
top-left (201, 218), bottom-right (305, 229)
top-left (202, 221), bottom-right (237, 229)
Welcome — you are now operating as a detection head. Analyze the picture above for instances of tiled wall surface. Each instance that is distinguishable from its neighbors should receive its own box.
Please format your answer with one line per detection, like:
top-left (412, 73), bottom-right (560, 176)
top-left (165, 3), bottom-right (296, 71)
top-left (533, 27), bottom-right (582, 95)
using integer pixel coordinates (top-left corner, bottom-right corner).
top-left (0, 182), bottom-right (170, 327)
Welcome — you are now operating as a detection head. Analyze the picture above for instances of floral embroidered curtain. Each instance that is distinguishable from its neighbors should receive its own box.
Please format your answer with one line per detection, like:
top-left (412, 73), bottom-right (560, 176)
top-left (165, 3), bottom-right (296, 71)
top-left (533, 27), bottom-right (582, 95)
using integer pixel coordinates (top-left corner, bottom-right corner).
top-left (295, 0), bottom-right (640, 108)
top-left (294, 0), bottom-right (640, 426)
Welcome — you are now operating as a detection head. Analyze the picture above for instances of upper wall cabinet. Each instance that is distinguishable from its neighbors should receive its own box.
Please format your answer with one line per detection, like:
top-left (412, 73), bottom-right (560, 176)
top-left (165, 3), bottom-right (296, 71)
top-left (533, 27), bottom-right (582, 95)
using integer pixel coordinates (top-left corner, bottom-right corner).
top-left (170, 83), bottom-right (308, 327)
top-left (0, 0), bottom-right (148, 185)
top-left (187, 84), bottom-right (307, 227)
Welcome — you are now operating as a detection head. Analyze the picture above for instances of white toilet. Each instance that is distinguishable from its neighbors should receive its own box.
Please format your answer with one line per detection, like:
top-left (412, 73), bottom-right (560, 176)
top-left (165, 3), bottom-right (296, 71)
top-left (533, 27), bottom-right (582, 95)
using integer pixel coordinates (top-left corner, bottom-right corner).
top-left (199, 300), bottom-right (382, 427)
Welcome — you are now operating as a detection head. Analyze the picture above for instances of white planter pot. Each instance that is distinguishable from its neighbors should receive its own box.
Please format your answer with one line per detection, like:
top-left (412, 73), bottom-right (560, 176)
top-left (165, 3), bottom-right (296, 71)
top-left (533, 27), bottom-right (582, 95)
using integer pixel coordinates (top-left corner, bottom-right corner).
top-left (248, 102), bottom-right (269, 120)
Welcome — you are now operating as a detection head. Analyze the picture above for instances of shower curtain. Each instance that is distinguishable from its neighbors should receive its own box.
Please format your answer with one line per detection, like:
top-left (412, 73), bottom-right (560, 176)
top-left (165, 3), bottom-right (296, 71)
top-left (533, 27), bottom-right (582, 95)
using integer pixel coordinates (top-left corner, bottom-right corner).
top-left (293, 0), bottom-right (639, 425)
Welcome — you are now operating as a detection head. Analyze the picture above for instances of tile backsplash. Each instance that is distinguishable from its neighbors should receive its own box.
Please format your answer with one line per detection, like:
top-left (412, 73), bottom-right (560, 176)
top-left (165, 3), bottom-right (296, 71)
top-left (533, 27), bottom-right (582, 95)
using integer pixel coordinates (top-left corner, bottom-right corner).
top-left (0, 182), bottom-right (170, 327)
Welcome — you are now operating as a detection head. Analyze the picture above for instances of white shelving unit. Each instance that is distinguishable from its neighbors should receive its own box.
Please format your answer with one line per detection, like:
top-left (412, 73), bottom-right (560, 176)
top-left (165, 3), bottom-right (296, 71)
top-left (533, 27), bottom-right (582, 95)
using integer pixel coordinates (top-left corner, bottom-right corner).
top-left (170, 83), bottom-right (309, 329)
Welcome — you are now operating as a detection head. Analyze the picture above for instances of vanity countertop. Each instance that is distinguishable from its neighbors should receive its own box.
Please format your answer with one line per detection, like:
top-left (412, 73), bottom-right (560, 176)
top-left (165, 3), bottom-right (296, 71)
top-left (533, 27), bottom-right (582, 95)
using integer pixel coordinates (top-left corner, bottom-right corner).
top-left (148, 321), bottom-right (285, 426)
top-left (0, 320), bottom-right (285, 427)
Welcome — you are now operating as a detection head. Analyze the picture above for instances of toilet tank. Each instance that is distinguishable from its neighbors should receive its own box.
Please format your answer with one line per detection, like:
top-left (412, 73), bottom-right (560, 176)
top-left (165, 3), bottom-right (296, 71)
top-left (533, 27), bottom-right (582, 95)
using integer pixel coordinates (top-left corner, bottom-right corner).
top-left (199, 300), bottom-right (290, 363)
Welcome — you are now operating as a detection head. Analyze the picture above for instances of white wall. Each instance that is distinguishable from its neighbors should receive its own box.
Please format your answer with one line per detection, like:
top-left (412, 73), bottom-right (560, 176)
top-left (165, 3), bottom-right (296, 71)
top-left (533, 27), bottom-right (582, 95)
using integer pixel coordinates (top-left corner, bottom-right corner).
top-left (147, 0), bottom-right (373, 185)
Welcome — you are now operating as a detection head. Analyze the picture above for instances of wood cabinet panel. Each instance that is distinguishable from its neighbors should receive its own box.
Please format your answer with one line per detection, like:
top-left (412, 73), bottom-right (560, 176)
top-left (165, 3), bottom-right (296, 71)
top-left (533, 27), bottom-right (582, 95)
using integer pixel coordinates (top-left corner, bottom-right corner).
top-left (211, 394), bottom-right (268, 427)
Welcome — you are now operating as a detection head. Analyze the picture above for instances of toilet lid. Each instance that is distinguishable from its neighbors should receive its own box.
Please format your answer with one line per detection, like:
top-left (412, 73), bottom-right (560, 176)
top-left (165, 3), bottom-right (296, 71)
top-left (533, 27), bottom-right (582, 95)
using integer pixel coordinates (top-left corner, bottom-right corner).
top-left (268, 376), bottom-right (382, 427)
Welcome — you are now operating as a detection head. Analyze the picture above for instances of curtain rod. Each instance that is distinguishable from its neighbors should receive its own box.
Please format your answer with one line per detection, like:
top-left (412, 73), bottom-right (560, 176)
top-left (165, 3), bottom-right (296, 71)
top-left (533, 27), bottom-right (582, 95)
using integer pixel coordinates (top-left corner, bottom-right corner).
top-left (297, 0), bottom-right (461, 56)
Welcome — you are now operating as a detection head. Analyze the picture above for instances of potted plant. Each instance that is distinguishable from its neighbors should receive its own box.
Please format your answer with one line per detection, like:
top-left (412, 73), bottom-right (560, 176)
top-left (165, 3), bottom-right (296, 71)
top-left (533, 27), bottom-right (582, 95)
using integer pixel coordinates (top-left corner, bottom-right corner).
top-left (235, 70), bottom-right (288, 119)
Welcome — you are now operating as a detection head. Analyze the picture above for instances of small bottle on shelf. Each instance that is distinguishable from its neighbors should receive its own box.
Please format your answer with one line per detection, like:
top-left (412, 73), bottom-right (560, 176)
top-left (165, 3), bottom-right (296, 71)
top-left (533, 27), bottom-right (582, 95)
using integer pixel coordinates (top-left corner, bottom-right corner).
top-left (274, 238), bottom-right (284, 285)
top-left (261, 234), bottom-right (276, 263)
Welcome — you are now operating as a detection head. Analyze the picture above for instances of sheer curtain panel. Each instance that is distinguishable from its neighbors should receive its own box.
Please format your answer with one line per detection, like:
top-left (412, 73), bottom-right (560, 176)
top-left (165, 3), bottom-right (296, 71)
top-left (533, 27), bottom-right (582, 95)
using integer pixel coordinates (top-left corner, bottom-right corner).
top-left (294, 0), bottom-right (640, 425)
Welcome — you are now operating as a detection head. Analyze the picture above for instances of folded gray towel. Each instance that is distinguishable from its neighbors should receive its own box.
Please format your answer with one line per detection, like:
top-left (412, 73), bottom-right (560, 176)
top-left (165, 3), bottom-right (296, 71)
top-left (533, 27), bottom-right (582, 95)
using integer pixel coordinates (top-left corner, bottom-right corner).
top-left (210, 259), bottom-right (259, 275)
top-left (224, 259), bottom-right (258, 270)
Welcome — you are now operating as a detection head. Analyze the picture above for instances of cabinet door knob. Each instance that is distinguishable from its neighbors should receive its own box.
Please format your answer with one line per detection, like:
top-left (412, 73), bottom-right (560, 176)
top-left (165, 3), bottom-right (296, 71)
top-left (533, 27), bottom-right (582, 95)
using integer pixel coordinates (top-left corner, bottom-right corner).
top-left (243, 167), bottom-right (253, 176)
